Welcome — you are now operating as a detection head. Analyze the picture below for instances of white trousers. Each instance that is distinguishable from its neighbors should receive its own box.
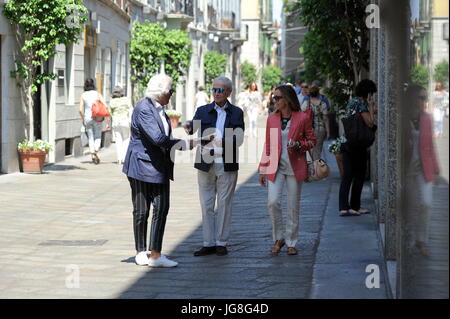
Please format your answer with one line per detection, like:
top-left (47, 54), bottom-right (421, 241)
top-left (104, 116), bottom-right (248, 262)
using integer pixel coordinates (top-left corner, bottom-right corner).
top-left (406, 173), bottom-right (433, 245)
top-left (197, 166), bottom-right (238, 247)
top-left (113, 123), bottom-right (130, 163)
top-left (267, 172), bottom-right (303, 247)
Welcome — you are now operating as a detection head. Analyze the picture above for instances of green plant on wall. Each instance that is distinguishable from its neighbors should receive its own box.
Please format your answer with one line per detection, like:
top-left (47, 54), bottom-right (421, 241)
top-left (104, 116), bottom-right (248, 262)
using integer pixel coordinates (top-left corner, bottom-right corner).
top-left (3, 0), bottom-right (88, 142)
top-left (433, 60), bottom-right (449, 87)
top-left (130, 22), bottom-right (192, 101)
top-left (262, 65), bottom-right (282, 93)
top-left (411, 64), bottom-right (429, 89)
top-left (241, 61), bottom-right (258, 89)
top-left (204, 51), bottom-right (228, 93)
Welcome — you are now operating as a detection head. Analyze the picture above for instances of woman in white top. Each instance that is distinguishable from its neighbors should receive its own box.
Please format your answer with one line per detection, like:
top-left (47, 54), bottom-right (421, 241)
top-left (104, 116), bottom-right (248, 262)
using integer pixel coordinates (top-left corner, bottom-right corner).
top-left (109, 86), bottom-right (134, 164)
top-left (194, 85), bottom-right (210, 108)
top-left (301, 85), bottom-right (329, 160)
top-left (246, 82), bottom-right (263, 137)
top-left (79, 78), bottom-right (106, 164)
top-left (431, 82), bottom-right (449, 138)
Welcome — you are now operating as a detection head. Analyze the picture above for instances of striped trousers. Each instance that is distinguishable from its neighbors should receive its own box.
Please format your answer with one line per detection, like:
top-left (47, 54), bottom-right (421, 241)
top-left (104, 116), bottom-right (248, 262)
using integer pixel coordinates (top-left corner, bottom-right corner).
top-left (128, 177), bottom-right (170, 252)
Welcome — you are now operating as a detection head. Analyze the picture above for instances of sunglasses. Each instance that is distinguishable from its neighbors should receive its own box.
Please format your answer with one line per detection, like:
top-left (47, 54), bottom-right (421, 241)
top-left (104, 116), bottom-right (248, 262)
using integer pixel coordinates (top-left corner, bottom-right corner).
top-left (273, 95), bottom-right (284, 102)
top-left (168, 89), bottom-right (175, 95)
top-left (302, 86), bottom-right (309, 89)
top-left (211, 88), bottom-right (225, 94)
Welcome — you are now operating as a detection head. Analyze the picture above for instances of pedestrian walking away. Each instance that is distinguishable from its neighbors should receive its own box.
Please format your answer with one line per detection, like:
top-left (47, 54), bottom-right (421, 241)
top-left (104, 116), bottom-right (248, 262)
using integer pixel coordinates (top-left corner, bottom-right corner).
top-left (122, 74), bottom-right (198, 268)
top-left (109, 86), bottom-right (134, 164)
top-left (79, 78), bottom-right (107, 164)
top-left (301, 84), bottom-right (330, 160)
top-left (184, 76), bottom-right (245, 257)
top-left (194, 85), bottom-right (210, 109)
top-left (431, 81), bottom-right (449, 138)
top-left (338, 79), bottom-right (377, 217)
top-left (258, 85), bottom-right (316, 256)
top-left (245, 82), bottom-right (263, 137)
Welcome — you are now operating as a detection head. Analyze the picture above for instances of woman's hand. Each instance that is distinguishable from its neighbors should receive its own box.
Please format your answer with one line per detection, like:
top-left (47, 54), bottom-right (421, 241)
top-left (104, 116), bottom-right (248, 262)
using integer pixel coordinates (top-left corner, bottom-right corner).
top-left (287, 140), bottom-right (299, 153)
top-left (259, 175), bottom-right (267, 187)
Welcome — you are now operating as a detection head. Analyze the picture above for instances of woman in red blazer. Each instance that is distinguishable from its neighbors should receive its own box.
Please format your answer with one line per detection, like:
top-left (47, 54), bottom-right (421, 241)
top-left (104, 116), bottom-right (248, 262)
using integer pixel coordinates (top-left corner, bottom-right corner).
top-left (405, 84), bottom-right (440, 256)
top-left (258, 85), bottom-right (316, 255)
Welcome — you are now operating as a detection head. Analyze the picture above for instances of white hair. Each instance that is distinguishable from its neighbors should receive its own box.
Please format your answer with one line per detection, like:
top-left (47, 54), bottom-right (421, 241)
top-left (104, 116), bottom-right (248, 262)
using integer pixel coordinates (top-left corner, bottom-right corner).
top-left (213, 76), bottom-right (233, 92)
top-left (145, 74), bottom-right (173, 100)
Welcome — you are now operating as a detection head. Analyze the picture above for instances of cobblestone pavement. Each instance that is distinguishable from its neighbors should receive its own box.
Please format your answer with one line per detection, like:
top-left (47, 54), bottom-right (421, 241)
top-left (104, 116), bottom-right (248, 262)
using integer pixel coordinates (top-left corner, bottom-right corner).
top-left (0, 116), bottom-right (389, 299)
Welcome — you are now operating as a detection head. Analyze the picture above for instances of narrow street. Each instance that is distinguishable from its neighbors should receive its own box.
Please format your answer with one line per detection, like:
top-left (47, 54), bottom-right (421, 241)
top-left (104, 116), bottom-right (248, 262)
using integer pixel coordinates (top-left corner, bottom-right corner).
top-left (0, 116), bottom-right (390, 299)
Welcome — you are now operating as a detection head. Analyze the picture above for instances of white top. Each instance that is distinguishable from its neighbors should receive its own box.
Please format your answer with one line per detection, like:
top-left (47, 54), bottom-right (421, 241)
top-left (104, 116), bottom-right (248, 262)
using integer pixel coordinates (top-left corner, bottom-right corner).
top-left (213, 102), bottom-right (228, 164)
top-left (278, 120), bottom-right (294, 175)
top-left (82, 90), bottom-right (100, 121)
top-left (195, 91), bottom-right (209, 108)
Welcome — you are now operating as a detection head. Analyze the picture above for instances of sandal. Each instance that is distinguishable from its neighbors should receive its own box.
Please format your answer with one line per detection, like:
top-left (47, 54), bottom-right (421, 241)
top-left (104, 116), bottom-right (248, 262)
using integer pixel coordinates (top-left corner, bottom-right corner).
top-left (271, 240), bottom-right (285, 254)
top-left (358, 208), bottom-right (370, 214)
top-left (287, 247), bottom-right (298, 255)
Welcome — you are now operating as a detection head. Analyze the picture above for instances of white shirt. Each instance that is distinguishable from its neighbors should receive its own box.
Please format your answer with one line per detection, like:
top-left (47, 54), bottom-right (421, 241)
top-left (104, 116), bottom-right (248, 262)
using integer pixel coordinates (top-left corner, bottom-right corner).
top-left (153, 100), bottom-right (190, 150)
top-left (213, 102), bottom-right (228, 164)
top-left (154, 101), bottom-right (170, 136)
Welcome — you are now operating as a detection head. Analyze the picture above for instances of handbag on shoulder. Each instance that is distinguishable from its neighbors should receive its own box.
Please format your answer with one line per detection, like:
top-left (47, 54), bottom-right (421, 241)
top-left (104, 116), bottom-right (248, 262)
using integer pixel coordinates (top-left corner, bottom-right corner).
top-left (91, 100), bottom-right (110, 122)
top-left (341, 112), bottom-right (377, 149)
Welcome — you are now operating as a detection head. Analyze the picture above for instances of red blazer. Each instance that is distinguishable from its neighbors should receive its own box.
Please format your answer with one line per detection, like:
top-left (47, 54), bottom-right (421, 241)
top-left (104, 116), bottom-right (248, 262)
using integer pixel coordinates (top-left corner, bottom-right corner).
top-left (420, 113), bottom-right (440, 182)
top-left (259, 111), bottom-right (316, 182)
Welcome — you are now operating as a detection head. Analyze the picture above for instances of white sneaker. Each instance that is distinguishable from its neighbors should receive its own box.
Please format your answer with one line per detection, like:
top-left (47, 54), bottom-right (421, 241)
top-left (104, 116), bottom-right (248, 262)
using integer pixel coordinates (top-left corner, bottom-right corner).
top-left (135, 252), bottom-right (149, 266)
top-left (148, 255), bottom-right (178, 268)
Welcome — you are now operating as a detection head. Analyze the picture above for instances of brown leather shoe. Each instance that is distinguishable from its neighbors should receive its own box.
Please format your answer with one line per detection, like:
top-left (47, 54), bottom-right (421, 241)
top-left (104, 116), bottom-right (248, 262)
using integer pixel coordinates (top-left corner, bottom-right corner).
top-left (271, 240), bottom-right (285, 254)
top-left (287, 247), bottom-right (298, 255)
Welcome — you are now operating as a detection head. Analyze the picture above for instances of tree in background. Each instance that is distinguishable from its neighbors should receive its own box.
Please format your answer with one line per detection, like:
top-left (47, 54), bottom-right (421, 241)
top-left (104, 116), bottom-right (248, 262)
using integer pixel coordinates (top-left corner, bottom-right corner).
top-left (433, 60), bottom-right (449, 87)
top-left (204, 51), bottom-right (228, 93)
top-left (262, 65), bottom-right (282, 93)
top-left (130, 22), bottom-right (192, 103)
top-left (287, 0), bottom-right (370, 110)
top-left (3, 0), bottom-right (88, 142)
top-left (411, 64), bottom-right (429, 89)
top-left (241, 61), bottom-right (258, 89)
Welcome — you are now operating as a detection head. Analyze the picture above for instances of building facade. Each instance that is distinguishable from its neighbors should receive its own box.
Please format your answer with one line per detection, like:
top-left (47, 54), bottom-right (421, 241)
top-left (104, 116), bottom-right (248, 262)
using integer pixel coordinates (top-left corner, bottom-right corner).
top-left (240, 0), bottom-right (277, 90)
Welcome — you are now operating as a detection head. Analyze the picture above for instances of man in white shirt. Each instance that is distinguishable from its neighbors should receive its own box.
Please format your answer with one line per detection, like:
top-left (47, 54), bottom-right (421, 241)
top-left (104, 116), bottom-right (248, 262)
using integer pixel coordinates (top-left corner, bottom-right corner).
top-left (184, 76), bottom-right (245, 256)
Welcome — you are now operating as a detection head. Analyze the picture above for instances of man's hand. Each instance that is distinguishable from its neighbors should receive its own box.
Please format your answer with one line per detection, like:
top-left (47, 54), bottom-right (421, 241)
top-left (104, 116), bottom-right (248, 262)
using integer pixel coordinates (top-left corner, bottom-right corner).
top-left (259, 175), bottom-right (266, 187)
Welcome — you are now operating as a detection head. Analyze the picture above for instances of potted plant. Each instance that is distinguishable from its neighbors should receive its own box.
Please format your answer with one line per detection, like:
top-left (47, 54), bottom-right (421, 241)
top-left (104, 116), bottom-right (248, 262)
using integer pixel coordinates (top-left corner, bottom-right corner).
top-left (166, 109), bottom-right (182, 128)
top-left (18, 139), bottom-right (53, 173)
top-left (328, 136), bottom-right (347, 177)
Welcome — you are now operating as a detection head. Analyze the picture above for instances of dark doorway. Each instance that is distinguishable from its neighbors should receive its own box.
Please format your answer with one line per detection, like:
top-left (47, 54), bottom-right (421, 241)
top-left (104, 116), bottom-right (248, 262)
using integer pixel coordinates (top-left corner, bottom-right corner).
top-left (33, 66), bottom-right (42, 140)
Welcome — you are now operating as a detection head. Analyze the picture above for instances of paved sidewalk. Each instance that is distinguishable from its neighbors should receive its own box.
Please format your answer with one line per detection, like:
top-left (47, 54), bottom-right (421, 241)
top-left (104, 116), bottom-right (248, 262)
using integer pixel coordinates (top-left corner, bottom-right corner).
top-left (0, 117), bottom-right (388, 299)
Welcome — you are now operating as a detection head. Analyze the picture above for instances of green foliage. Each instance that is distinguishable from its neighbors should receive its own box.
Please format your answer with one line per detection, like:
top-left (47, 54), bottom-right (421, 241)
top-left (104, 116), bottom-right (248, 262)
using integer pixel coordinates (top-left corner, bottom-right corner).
top-left (287, 0), bottom-right (370, 111)
top-left (241, 61), bottom-right (258, 89)
top-left (433, 60), bottom-right (449, 86)
top-left (204, 51), bottom-right (228, 93)
top-left (261, 65), bottom-right (282, 93)
top-left (130, 22), bottom-right (192, 93)
top-left (3, 0), bottom-right (88, 92)
top-left (411, 64), bottom-right (429, 89)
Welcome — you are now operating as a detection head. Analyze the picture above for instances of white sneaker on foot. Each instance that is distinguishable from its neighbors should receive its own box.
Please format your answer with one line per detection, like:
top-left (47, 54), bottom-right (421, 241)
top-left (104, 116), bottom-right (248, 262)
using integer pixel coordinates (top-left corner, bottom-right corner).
top-left (135, 252), bottom-right (149, 266)
top-left (148, 255), bottom-right (178, 268)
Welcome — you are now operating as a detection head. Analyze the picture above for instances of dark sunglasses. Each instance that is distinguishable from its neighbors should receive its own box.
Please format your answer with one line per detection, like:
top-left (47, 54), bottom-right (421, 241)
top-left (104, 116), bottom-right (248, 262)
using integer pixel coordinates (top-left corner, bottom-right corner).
top-left (211, 87), bottom-right (225, 94)
top-left (168, 89), bottom-right (175, 95)
top-left (273, 95), bottom-right (284, 102)
top-left (302, 86), bottom-right (309, 89)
